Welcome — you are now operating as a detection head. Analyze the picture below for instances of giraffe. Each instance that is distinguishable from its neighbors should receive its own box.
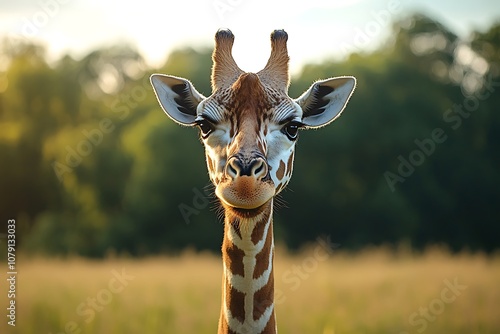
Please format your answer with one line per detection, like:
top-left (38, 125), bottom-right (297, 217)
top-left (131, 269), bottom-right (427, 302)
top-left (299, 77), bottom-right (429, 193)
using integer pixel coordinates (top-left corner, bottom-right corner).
top-left (150, 29), bottom-right (356, 334)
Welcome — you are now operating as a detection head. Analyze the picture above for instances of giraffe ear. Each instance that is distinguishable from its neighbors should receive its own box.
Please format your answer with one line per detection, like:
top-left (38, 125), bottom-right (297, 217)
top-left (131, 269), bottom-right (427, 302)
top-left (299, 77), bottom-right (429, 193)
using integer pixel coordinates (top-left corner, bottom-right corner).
top-left (295, 76), bottom-right (356, 129)
top-left (150, 74), bottom-right (206, 126)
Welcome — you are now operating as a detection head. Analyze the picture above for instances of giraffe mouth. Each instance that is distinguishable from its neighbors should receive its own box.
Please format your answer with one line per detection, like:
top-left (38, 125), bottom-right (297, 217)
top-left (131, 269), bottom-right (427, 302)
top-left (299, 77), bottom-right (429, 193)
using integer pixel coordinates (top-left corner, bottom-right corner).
top-left (215, 175), bottom-right (275, 216)
top-left (225, 202), bottom-right (270, 219)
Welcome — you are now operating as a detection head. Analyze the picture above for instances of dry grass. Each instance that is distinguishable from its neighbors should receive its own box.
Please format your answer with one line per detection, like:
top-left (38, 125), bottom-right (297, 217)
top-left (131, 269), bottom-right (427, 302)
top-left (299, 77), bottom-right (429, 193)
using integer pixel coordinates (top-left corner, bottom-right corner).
top-left (1, 246), bottom-right (499, 334)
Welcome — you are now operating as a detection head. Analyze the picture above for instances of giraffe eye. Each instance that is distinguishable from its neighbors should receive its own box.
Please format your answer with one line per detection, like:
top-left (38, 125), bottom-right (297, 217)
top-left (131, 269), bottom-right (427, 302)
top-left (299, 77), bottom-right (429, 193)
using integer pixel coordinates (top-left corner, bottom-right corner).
top-left (196, 120), bottom-right (214, 138)
top-left (283, 122), bottom-right (302, 140)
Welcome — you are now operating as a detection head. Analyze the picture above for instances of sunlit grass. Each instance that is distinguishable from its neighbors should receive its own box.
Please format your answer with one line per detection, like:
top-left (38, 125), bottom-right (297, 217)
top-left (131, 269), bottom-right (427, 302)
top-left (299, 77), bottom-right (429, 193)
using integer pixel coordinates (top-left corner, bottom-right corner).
top-left (1, 247), bottom-right (499, 333)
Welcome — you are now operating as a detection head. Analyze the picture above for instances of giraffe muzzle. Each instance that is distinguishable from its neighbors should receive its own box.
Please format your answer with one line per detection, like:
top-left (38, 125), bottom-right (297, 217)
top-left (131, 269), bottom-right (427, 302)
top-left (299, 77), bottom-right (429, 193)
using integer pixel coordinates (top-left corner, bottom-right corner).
top-left (216, 156), bottom-right (274, 211)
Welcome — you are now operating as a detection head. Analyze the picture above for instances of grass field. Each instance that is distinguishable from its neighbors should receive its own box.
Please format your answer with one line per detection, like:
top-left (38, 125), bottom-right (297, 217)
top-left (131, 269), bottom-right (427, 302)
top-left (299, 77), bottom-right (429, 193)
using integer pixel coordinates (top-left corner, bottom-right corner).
top-left (1, 246), bottom-right (499, 334)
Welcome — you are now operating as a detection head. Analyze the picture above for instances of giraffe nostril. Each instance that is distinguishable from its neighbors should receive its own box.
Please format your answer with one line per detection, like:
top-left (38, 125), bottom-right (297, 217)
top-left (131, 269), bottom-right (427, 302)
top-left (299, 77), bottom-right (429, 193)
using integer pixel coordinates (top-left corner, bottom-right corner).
top-left (225, 157), bottom-right (268, 180)
top-left (254, 164), bottom-right (263, 175)
top-left (252, 158), bottom-right (268, 180)
top-left (226, 159), bottom-right (239, 178)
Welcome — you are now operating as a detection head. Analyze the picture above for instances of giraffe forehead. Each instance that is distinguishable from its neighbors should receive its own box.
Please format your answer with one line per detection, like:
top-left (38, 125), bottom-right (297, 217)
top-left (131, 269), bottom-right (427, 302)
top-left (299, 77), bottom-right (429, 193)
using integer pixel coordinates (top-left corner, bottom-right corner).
top-left (222, 91), bottom-right (274, 126)
top-left (205, 72), bottom-right (297, 125)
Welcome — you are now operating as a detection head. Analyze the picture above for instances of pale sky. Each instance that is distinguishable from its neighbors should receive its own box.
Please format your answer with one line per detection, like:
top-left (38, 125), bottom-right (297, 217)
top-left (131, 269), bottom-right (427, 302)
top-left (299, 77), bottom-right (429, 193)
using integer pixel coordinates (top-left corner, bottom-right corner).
top-left (1, 0), bottom-right (499, 74)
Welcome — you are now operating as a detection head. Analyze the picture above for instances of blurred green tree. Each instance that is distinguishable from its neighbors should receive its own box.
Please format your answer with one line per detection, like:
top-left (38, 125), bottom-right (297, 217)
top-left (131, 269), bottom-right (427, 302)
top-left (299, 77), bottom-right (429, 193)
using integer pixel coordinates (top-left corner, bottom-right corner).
top-left (1, 13), bottom-right (498, 256)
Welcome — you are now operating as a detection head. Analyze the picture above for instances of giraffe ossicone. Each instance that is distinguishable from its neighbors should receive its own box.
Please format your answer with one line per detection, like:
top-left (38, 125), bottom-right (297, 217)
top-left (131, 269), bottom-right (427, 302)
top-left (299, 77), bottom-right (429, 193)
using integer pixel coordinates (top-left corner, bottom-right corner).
top-left (151, 29), bottom-right (356, 334)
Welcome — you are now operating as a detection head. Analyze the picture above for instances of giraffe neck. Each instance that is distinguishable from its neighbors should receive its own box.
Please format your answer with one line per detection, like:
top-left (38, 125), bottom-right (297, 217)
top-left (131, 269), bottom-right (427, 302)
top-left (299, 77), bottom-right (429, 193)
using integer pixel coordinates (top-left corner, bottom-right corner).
top-left (218, 200), bottom-right (277, 334)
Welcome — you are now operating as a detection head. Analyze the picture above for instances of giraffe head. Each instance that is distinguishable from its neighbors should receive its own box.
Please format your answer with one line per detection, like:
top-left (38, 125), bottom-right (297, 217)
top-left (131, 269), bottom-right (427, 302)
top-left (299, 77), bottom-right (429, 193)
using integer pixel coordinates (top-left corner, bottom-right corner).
top-left (151, 29), bottom-right (355, 220)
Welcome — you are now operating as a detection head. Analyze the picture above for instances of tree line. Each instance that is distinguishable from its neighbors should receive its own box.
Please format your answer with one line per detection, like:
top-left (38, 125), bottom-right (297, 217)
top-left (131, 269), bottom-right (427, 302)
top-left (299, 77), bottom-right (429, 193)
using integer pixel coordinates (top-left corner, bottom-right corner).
top-left (1, 14), bottom-right (499, 256)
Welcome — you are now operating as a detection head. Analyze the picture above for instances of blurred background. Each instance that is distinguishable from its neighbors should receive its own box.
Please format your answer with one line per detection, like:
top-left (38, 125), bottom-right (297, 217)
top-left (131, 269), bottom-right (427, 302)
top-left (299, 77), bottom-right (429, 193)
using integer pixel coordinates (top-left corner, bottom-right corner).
top-left (0, 0), bottom-right (499, 256)
top-left (1, 1), bottom-right (500, 334)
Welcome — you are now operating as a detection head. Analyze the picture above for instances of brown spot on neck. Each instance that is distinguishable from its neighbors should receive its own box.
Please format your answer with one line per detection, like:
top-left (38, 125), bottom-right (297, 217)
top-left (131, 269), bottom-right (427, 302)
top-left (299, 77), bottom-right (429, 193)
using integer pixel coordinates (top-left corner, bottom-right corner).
top-left (223, 241), bottom-right (245, 277)
top-left (225, 278), bottom-right (245, 324)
